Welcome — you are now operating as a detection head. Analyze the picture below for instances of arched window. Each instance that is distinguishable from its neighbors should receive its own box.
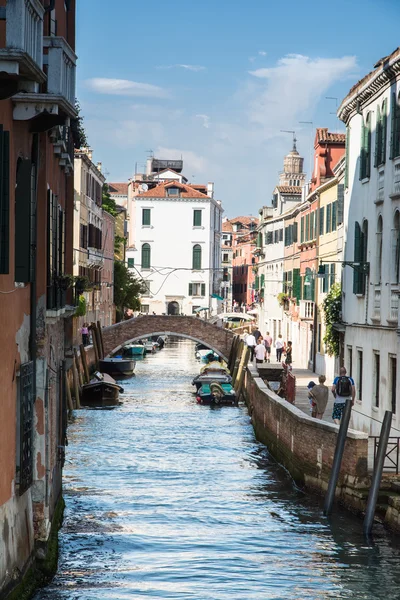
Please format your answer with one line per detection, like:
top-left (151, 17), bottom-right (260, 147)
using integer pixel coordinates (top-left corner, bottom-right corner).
top-left (192, 244), bottom-right (202, 270)
top-left (141, 243), bottom-right (151, 269)
top-left (353, 220), bottom-right (368, 294)
top-left (393, 211), bottom-right (400, 284)
top-left (390, 92), bottom-right (400, 160)
top-left (376, 216), bottom-right (383, 284)
top-left (360, 113), bottom-right (371, 180)
top-left (375, 100), bottom-right (387, 167)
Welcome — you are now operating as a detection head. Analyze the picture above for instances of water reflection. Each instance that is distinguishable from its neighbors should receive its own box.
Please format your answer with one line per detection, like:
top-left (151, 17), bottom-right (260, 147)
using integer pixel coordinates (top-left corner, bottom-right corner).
top-left (34, 339), bottom-right (400, 599)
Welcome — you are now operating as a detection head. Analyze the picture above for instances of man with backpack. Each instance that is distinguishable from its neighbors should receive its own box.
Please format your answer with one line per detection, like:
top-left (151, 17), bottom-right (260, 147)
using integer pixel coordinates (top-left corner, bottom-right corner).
top-left (331, 367), bottom-right (355, 424)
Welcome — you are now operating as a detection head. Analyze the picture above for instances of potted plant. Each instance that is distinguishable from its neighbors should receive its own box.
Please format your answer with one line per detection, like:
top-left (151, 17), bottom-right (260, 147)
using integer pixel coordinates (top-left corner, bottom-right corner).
top-left (55, 273), bottom-right (74, 290)
top-left (74, 275), bottom-right (92, 294)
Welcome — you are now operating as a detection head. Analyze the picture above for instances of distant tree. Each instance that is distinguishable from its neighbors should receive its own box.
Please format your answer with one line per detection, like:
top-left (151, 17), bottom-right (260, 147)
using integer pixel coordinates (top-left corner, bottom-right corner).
top-left (102, 183), bottom-right (117, 217)
top-left (71, 100), bottom-right (88, 149)
top-left (114, 261), bottom-right (146, 322)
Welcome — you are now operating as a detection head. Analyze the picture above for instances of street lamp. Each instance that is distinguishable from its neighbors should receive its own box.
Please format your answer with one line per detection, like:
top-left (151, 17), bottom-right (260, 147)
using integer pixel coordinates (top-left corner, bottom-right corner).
top-left (317, 260), bottom-right (370, 276)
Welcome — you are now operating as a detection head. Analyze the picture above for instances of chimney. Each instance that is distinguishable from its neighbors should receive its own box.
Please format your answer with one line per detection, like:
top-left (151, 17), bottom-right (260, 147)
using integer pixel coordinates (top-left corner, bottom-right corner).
top-left (146, 157), bottom-right (153, 175)
top-left (97, 162), bottom-right (102, 172)
top-left (207, 182), bottom-right (214, 198)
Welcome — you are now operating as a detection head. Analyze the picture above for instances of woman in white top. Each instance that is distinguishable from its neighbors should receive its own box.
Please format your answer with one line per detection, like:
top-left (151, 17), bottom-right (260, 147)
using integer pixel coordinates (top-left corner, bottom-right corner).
top-left (275, 335), bottom-right (284, 362)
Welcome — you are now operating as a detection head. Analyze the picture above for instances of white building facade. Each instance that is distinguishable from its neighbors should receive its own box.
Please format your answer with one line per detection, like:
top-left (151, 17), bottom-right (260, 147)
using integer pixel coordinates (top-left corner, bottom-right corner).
top-left (129, 180), bottom-right (222, 316)
top-left (338, 47), bottom-right (400, 435)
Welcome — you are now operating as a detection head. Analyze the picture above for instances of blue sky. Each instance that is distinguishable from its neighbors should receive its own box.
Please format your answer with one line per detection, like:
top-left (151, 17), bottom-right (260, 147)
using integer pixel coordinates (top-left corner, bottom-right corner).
top-left (76, 0), bottom-right (399, 217)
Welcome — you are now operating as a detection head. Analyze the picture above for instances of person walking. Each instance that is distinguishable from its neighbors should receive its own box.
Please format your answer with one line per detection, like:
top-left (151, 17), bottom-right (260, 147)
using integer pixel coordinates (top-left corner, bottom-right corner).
top-left (285, 341), bottom-right (293, 367)
top-left (309, 375), bottom-right (329, 419)
top-left (253, 328), bottom-right (261, 344)
top-left (81, 323), bottom-right (89, 346)
top-left (245, 331), bottom-right (257, 361)
top-left (275, 335), bottom-right (284, 362)
top-left (331, 367), bottom-right (355, 424)
top-left (264, 332), bottom-right (273, 363)
top-left (254, 337), bottom-right (266, 364)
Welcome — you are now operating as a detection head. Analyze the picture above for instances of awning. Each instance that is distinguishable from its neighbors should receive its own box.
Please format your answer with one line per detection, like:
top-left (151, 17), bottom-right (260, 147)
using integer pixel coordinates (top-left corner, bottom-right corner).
top-left (211, 294), bottom-right (224, 301)
top-left (194, 306), bottom-right (209, 313)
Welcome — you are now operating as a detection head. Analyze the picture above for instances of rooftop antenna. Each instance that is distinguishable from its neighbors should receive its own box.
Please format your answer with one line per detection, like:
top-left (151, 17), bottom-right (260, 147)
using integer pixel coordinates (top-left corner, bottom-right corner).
top-left (146, 149), bottom-right (154, 157)
top-left (280, 129), bottom-right (297, 151)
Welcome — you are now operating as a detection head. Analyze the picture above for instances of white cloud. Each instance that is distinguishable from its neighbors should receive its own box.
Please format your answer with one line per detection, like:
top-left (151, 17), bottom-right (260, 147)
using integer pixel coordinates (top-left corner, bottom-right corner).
top-left (156, 64), bottom-right (206, 72)
top-left (85, 78), bottom-right (169, 98)
top-left (196, 114), bottom-right (210, 129)
top-left (258, 51), bottom-right (267, 56)
top-left (248, 54), bottom-right (357, 128)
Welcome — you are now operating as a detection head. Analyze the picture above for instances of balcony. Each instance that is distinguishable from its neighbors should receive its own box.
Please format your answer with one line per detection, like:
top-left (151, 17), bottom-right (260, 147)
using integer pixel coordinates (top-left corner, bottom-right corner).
top-left (12, 36), bottom-right (77, 128)
top-left (372, 287), bottom-right (381, 321)
top-left (0, 0), bottom-right (46, 98)
top-left (87, 248), bottom-right (104, 268)
top-left (299, 300), bottom-right (314, 320)
top-left (50, 125), bottom-right (74, 173)
top-left (391, 163), bottom-right (400, 200)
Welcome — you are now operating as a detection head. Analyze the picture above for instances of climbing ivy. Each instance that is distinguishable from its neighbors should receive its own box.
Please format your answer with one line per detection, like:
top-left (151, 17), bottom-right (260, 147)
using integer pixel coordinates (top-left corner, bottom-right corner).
top-left (75, 295), bottom-right (86, 317)
top-left (322, 283), bottom-right (342, 356)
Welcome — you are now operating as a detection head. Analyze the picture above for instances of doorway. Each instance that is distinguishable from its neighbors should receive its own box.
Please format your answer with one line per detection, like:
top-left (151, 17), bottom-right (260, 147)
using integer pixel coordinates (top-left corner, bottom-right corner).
top-left (168, 301), bottom-right (180, 315)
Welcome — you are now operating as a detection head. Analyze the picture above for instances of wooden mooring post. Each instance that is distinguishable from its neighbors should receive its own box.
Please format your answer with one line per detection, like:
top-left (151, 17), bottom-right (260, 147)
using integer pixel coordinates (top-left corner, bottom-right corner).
top-left (65, 371), bottom-right (74, 411)
top-left (97, 321), bottom-right (105, 359)
top-left (79, 344), bottom-right (90, 384)
top-left (73, 347), bottom-right (83, 388)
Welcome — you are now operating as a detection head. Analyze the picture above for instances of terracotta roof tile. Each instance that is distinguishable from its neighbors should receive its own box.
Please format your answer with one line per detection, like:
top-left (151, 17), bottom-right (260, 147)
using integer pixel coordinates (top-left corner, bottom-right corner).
top-left (316, 128), bottom-right (346, 144)
top-left (277, 186), bottom-right (302, 194)
top-left (222, 221), bottom-right (233, 232)
top-left (229, 216), bottom-right (258, 226)
top-left (109, 182), bottom-right (128, 195)
top-left (137, 180), bottom-right (209, 198)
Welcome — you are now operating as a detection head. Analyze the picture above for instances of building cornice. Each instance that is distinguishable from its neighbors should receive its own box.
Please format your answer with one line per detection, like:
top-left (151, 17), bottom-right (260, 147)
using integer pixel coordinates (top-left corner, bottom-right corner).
top-left (338, 49), bottom-right (400, 124)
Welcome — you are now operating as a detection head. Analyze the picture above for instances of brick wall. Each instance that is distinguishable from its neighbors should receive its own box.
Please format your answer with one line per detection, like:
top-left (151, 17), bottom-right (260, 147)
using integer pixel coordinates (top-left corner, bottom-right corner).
top-left (244, 365), bottom-right (369, 509)
top-left (102, 316), bottom-right (235, 360)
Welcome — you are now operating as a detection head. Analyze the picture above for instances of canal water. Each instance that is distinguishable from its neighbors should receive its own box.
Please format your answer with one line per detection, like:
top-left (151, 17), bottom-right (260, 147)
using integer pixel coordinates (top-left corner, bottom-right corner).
top-left (35, 339), bottom-right (400, 600)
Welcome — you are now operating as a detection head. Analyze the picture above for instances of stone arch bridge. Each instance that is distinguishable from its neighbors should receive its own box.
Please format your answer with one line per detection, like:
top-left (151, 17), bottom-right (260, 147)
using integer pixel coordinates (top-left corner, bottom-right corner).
top-left (102, 316), bottom-right (235, 362)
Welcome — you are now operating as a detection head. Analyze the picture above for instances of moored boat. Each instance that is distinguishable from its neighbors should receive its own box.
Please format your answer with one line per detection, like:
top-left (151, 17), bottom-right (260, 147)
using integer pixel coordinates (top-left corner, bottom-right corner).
top-left (196, 382), bottom-right (237, 405)
top-left (144, 340), bottom-right (158, 354)
top-left (192, 361), bottom-right (232, 390)
top-left (81, 372), bottom-right (124, 407)
top-left (123, 343), bottom-right (146, 357)
top-left (99, 357), bottom-right (136, 377)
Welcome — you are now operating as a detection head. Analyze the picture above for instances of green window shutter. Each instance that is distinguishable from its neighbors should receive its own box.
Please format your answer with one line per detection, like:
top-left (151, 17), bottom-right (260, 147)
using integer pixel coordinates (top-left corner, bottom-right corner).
top-left (189, 283), bottom-right (193, 295)
top-left (366, 116), bottom-right (371, 178)
top-left (15, 159), bottom-right (33, 282)
top-left (192, 244), bottom-right (202, 269)
top-left (201, 283), bottom-right (205, 296)
top-left (141, 243), bottom-right (151, 269)
top-left (345, 126), bottom-right (350, 188)
top-left (323, 265), bottom-right (328, 293)
top-left (326, 204), bottom-right (331, 233)
top-left (193, 210), bottom-right (202, 226)
top-left (390, 93), bottom-right (396, 159)
top-left (396, 96), bottom-right (400, 158)
top-left (353, 222), bottom-right (361, 294)
top-left (127, 258), bottom-right (134, 268)
top-left (381, 99), bottom-right (387, 164)
top-left (310, 275), bottom-right (315, 301)
top-left (319, 206), bottom-right (325, 235)
top-left (260, 274), bottom-right (265, 288)
top-left (293, 268), bottom-right (301, 304)
top-left (255, 276), bottom-right (260, 290)
top-left (301, 217), bottom-right (304, 243)
top-left (337, 185), bottom-right (344, 225)
top-left (142, 208), bottom-right (151, 226)
top-left (374, 106), bottom-right (381, 168)
top-left (257, 231), bottom-right (262, 247)
top-left (0, 128), bottom-right (10, 274)
top-left (330, 263), bottom-right (336, 288)
top-left (332, 201), bottom-right (337, 231)
top-left (306, 214), bottom-right (310, 241)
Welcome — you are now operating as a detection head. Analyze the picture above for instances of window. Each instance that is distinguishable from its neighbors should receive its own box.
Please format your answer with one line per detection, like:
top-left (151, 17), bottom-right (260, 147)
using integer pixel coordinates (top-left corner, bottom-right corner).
top-left (331, 201), bottom-right (337, 231)
top-left (192, 244), bottom-right (202, 270)
top-left (142, 280), bottom-right (152, 296)
top-left (390, 356), bottom-right (397, 414)
top-left (326, 204), bottom-right (332, 234)
top-left (140, 304), bottom-right (150, 313)
top-left (15, 158), bottom-right (35, 282)
top-left (357, 349), bottom-right (363, 401)
top-left (0, 126), bottom-right (10, 274)
top-left (374, 352), bottom-right (380, 407)
top-left (193, 210), bottom-right (202, 227)
top-left (300, 217), bottom-right (304, 243)
top-left (189, 282), bottom-right (206, 296)
top-left (141, 243), bottom-right (151, 269)
top-left (317, 323), bottom-right (322, 353)
top-left (319, 207), bottom-right (325, 236)
top-left (376, 216), bottom-right (383, 284)
top-left (166, 186), bottom-right (180, 196)
top-left (330, 263), bottom-right (336, 288)
top-left (390, 92), bottom-right (400, 160)
top-left (360, 112), bottom-right (371, 179)
top-left (353, 220), bottom-right (368, 295)
top-left (393, 211), bottom-right (400, 284)
top-left (305, 214), bottom-right (309, 241)
top-left (222, 253), bottom-right (229, 263)
top-left (348, 346), bottom-right (353, 377)
top-left (127, 257), bottom-right (134, 268)
top-left (375, 100), bottom-right (387, 167)
top-left (292, 268), bottom-right (301, 303)
top-left (142, 208), bottom-right (151, 226)
top-left (279, 229), bottom-right (283, 242)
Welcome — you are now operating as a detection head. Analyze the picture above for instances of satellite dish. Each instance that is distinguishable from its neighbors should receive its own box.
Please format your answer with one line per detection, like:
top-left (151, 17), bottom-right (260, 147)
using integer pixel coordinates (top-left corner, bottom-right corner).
top-left (140, 183), bottom-right (148, 191)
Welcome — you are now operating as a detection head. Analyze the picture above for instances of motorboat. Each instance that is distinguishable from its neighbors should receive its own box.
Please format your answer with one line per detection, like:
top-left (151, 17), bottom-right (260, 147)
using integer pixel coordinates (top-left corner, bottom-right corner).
top-left (81, 372), bottom-right (124, 407)
top-left (144, 339), bottom-right (158, 354)
top-left (99, 357), bottom-right (136, 377)
top-left (192, 360), bottom-right (232, 391)
top-left (123, 343), bottom-right (145, 357)
top-left (196, 382), bottom-right (237, 405)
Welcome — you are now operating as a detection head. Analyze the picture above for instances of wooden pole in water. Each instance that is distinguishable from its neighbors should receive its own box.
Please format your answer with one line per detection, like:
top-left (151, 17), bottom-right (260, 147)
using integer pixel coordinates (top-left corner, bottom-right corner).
top-left (73, 347), bottom-right (83, 388)
top-left (71, 362), bottom-right (81, 409)
top-left (228, 335), bottom-right (239, 371)
top-left (235, 347), bottom-right (250, 400)
top-left (231, 340), bottom-right (244, 385)
top-left (91, 324), bottom-right (99, 368)
top-left (80, 344), bottom-right (90, 384)
top-left (65, 371), bottom-right (74, 411)
top-left (97, 321), bottom-right (105, 359)
top-left (93, 323), bottom-right (103, 360)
